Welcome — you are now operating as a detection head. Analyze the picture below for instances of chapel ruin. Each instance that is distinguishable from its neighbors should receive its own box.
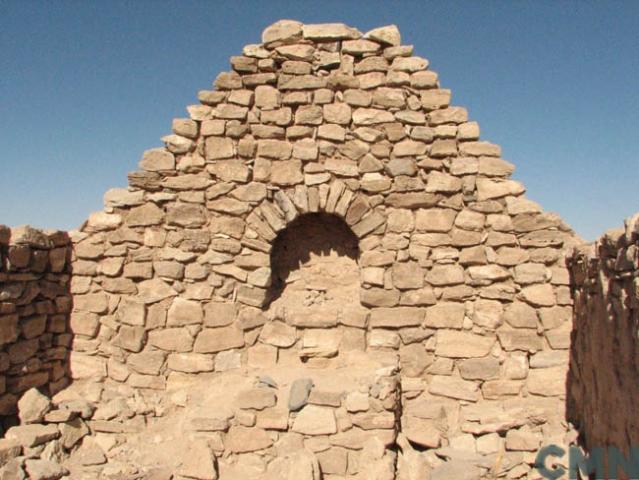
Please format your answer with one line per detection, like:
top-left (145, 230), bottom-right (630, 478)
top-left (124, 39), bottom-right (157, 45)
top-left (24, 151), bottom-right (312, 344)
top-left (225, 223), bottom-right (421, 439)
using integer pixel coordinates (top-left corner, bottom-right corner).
top-left (0, 20), bottom-right (637, 480)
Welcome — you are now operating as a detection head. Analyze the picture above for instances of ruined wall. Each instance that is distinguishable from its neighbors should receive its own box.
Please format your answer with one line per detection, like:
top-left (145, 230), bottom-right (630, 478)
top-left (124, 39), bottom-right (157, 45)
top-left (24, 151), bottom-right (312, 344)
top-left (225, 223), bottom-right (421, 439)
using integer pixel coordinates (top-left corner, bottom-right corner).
top-left (60, 19), bottom-right (582, 475)
top-left (0, 225), bottom-right (72, 420)
top-left (568, 214), bottom-right (639, 457)
top-left (0, 20), bottom-right (604, 479)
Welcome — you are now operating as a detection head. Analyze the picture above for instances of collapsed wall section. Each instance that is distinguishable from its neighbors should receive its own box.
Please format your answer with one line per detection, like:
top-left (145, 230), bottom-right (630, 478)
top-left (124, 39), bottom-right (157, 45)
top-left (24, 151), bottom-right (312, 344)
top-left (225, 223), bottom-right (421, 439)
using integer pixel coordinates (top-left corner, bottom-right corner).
top-left (567, 214), bottom-right (639, 457)
top-left (0, 225), bottom-right (72, 422)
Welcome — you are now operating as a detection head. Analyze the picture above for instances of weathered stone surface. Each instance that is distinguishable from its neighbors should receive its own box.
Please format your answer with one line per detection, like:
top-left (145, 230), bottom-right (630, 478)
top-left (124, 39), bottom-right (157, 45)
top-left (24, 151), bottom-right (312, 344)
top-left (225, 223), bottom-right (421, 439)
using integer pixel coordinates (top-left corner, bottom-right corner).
top-left (476, 178), bottom-right (525, 200)
top-left (302, 23), bottom-right (361, 40)
top-left (504, 302), bottom-right (539, 329)
top-left (415, 209), bottom-right (456, 232)
top-left (167, 353), bottom-right (214, 373)
top-left (17, 388), bottom-right (51, 424)
top-left (288, 378), bottom-right (314, 411)
top-left (353, 108), bottom-right (395, 125)
top-left (425, 302), bottom-right (465, 328)
top-left (237, 388), bottom-right (277, 410)
top-left (460, 357), bottom-right (500, 380)
top-left (429, 375), bottom-right (479, 402)
top-left (148, 328), bottom-right (194, 352)
top-left (293, 405), bottom-right (337, 435)
top-left (519, 284), bottom-right (556, 307)
top-left (167, 298), bottom-right (203, 327)
top-left (177, 440), bottom-right (218, 479)
top-left (262, 20), bottom-right (303, 44)
top-left (69, 352), bottom-right (107, 379)
top-left (125, 203), bottom-right (164, 227)
top-left (370, 307), bottom-right (424, 328)
top-left (6, 424), bottom-right (59, 448)
top-left (226, 426), bottom-right (273, 453)
top-left (259, 321), bottom-right (297, 347)
top-left (392, 262), bottom-right (424, 289)
top-left (24, 459), bottom-right (68, 480)
top-left (194, 327), bottom-right (244, 353)
top-left (139, 148), bottom-right (175, 171)
top-left (271, 160), bottom-right (304, 186)
top-left (435, 330), bottom-right (495, 358)
top-left (365, 25), bottom-right (401, 46)
top-left (404, 417), bottom-right (441, 448)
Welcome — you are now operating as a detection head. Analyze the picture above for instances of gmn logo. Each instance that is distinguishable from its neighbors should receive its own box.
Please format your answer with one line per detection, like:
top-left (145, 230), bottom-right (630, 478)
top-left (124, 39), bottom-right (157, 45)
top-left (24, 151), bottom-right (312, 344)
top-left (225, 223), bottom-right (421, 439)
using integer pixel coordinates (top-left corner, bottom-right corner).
top-left (535, 445), bottom-right (639, 479)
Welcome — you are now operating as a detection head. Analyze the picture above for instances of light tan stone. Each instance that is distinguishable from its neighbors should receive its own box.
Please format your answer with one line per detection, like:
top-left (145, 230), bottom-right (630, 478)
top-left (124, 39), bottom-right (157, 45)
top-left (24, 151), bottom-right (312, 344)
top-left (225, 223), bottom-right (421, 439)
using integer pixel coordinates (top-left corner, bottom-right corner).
top-left (435, 330), bottom-right (495, 358)
top-left (293, 405), bottom-right (337, 435)
top-left (194, 327), bottom-right (244, 353)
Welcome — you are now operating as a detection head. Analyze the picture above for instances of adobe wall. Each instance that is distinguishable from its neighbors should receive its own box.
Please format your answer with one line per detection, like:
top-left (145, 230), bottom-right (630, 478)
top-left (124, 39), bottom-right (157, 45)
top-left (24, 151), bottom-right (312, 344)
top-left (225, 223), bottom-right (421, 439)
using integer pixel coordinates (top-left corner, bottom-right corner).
top-left (567, 214), bottom-right (639, 458)
top-left (0, 225), bottom-right (72, 420)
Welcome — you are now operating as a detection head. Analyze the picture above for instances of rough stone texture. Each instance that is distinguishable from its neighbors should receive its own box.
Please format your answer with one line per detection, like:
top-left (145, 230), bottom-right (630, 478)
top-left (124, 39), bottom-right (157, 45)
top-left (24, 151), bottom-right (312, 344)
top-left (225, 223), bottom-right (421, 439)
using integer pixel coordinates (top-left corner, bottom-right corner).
top-left (1, 18), bottom-right (629, 480)
top-left (567, 215), bottom-right (639, 468)
top-left (0, 227), bottom-right (71, 419)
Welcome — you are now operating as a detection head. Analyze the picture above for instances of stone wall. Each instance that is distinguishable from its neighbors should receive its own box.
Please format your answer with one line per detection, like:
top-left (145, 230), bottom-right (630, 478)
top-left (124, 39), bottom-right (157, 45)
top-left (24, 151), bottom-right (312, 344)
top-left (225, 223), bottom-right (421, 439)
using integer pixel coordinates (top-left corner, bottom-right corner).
top-left (52, 20), bottom-right (583, 478)
top-left (13, 18), bottom-right (639, 480)
top-left (567, 213), bottom-right (639, 459)
top-left (0, 225), bottom-right (72, 423)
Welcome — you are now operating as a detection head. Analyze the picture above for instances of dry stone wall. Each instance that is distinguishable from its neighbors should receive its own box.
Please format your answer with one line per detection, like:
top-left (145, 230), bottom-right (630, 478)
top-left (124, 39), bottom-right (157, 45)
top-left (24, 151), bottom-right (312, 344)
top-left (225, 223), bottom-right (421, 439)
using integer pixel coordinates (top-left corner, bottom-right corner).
top-left (567, 214), bottom-right (639, 460)
top-left (0, 225), bottom-right (72, 421)
top-left (0, 20), bottom-right (597, 480)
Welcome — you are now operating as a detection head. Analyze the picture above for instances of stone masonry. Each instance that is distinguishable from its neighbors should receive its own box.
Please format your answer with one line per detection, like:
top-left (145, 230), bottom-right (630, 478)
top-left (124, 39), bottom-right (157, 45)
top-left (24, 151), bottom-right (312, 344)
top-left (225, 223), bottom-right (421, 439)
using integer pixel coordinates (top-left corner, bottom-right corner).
top-left (0, 19), bottom-right (634, 480)
top-left (0, 226), bottom-right (72, 417)
top-left (567, 214), bottom-right (639, 473)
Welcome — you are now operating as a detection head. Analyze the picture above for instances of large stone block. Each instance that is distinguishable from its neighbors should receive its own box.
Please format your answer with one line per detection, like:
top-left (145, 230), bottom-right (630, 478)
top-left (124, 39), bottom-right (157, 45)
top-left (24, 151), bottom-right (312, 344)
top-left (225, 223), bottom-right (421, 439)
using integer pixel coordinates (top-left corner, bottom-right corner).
top-left (193, 327), bottom-right (245, 353)
top-left (435, 330), bottom-right (495, 358)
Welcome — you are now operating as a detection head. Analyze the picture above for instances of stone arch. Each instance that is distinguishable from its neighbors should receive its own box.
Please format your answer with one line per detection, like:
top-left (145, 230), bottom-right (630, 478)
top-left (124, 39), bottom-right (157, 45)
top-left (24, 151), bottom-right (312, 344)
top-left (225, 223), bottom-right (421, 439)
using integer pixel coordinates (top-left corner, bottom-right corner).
top-left (234, 179), bottom-right (385, 310)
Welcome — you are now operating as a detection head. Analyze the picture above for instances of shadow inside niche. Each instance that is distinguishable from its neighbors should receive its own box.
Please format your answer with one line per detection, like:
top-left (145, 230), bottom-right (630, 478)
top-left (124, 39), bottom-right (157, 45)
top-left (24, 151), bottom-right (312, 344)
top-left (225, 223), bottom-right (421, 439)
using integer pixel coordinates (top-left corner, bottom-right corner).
top-left (266, 213), bottom-right (360, 307)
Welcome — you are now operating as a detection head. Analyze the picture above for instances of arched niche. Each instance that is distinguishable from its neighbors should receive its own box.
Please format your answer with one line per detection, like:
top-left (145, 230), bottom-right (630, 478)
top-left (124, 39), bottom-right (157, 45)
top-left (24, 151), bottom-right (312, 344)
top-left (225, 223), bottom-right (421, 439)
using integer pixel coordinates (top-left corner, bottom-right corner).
top-left (267, 212), bottom-right (360, 308)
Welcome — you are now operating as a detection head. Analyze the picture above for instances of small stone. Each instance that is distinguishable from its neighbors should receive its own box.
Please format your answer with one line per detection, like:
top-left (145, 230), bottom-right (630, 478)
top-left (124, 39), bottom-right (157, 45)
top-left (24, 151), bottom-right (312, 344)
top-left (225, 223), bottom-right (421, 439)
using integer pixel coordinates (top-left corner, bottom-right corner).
top-left (24, 459), bottom-right (68, 480)
top-left (353, 108), bottom-right (395, 125)
top-left (17, 388), bottom-right (51, 424)
top-left (302, 23), bottom-right (361, 41)
top-left (167, 298), bottom-right (203, 327)
top-left (404, 418), bottom-right (441, 448)
top-left (194, 327), bottom-right (244, 353)
top-left (365, 25), bottom-right (401, 46)
top-left (6, 424), bottom-right (59, 448)
top-left (292, 405), bottom-right (337, 435)
top-left (429, 375), bottom-right (479, 402)
top-left (345, 392), bottom-right (369, 412)
top-left (435, 330), bottom-right (495, 358)
top-left (237, 388), bottom-right (277, 410)
top-left (0, 439), bottom-right (22, 466)
top-left (262, 20), bottom-right (303, 45)
top-left (177, 440), bottom-right (218, 479)
top-left (226, 426), bottom-right (273, 453)
top-left (288, 378), bottom-right (314, 411)
top-left (139, 148), bottom-right (175, 171)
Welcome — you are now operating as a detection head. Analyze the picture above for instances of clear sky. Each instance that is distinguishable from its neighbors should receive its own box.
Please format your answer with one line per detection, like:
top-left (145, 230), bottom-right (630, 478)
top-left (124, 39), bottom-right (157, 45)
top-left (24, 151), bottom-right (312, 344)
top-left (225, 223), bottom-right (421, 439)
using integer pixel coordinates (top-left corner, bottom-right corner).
top-left (1, 1), bottom-right (637, 241)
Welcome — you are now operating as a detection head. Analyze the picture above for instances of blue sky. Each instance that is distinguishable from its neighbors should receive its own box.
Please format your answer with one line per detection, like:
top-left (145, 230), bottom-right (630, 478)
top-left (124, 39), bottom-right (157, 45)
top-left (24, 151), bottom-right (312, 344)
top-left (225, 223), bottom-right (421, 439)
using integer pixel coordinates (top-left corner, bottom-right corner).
top-left (1, 0), bottom-right (637, 241)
